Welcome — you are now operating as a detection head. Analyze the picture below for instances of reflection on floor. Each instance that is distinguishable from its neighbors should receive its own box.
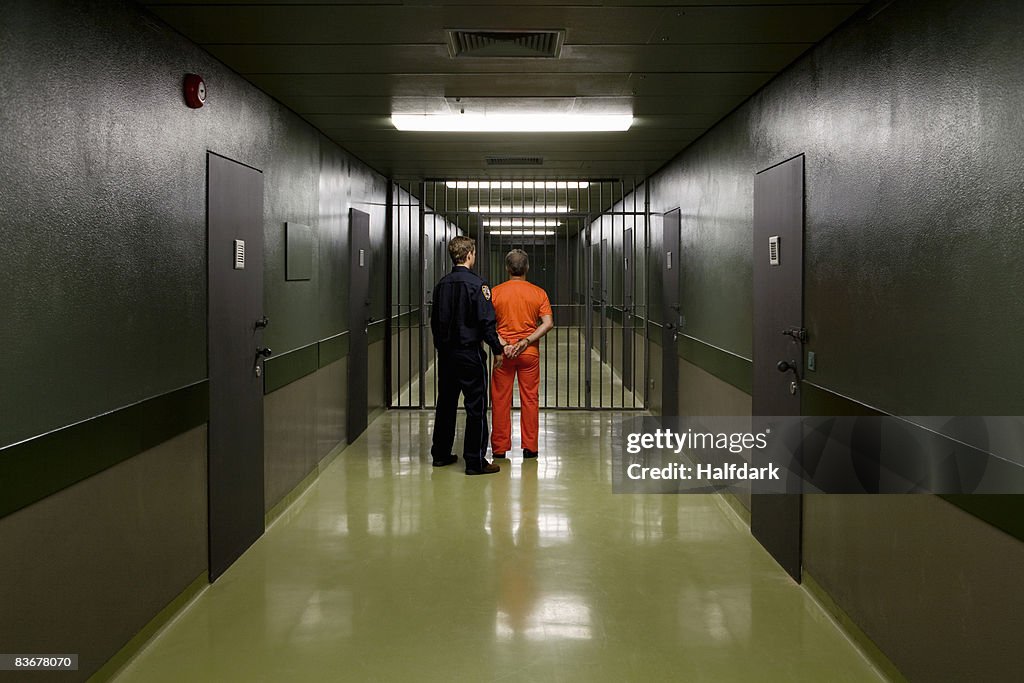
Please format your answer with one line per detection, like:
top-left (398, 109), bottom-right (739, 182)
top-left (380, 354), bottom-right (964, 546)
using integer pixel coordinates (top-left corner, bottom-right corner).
top-left (116, 411), bottom-right (882, 682)
top-left (396, 326), bottom-right (644, 410)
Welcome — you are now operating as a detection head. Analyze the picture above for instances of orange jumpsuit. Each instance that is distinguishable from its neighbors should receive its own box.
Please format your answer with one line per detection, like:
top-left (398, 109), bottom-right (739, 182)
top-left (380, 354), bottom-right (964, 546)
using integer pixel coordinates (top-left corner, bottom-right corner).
top-left (490, 280), bottom-right (552, 454)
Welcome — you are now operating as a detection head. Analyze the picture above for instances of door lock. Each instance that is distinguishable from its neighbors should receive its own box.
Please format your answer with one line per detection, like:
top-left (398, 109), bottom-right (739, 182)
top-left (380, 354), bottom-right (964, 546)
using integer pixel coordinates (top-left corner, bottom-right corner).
top-left (782, 327), bottom-right (808, 343)
top-left (254, 316), bottom-right (269, 330)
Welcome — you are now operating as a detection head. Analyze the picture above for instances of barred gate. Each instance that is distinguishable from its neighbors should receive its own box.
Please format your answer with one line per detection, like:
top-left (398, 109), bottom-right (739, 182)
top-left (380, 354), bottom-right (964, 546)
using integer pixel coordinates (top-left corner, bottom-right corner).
top-left (388, 178), bottom-right (649, 410)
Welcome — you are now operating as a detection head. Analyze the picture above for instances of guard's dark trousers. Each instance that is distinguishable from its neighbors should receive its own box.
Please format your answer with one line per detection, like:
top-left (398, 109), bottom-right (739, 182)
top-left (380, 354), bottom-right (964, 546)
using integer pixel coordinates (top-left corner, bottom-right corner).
top-left (431, 347), bottom-right (490, 467)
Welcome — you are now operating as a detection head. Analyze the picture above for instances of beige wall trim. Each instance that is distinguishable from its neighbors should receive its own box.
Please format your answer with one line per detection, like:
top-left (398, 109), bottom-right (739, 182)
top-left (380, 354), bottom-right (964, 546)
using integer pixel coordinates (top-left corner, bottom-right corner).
top-left (88, 572), bottom-right (208, 682)
top-left (717, 492), bottom-right (751, 526)
top-left (266, 437), bottom-right (350, 528)
top-left (802, 572), bottom-right (907, 683)
top-left (264, 466), bottom-right (320, 528)
top-left (318, 437), bottom-right (348, 471)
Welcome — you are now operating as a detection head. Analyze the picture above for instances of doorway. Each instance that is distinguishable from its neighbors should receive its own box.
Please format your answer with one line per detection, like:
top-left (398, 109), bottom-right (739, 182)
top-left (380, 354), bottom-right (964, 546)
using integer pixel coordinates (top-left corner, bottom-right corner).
top-left (660, 208), bottom-right (682, 417)
top-left (206, 152), bottom-right (266, 582)
top-left (347, 208), bottom-right (372, 441)
top-left (751, 154), bottom-right (805, 582)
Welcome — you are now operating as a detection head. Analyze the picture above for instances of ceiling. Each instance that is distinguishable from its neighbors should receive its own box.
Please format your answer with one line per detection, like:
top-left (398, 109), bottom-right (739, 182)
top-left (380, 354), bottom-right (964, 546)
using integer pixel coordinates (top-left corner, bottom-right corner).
top-left (143, 1), bottom-right (867, 182)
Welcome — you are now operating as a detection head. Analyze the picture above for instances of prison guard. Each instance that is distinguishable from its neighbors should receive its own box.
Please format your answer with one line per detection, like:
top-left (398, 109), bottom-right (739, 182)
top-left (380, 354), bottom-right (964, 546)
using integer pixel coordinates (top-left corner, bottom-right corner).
top-left (430, 265), bottom-right (503, 466)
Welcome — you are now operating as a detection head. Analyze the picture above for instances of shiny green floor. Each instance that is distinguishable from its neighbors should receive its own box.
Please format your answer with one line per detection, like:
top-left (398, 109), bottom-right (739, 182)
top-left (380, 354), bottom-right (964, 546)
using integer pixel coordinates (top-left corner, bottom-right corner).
top-left (395, 327), bottom-right (643, 409)
top-left (116, 412), bottom-right (882, 682)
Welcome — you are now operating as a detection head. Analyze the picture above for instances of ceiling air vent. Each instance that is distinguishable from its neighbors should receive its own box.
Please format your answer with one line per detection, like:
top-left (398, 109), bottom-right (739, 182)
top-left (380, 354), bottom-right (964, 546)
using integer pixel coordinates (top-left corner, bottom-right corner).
top-left (486, 155), bottom-right (544, 166)
top-left (447, 30), bottom-right (565, 59)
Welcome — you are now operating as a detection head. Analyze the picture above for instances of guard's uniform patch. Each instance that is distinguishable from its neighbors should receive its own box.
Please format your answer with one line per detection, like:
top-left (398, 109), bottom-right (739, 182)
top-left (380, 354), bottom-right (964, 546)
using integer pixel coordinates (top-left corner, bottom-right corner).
top-left (481, 285), bottom-right (491, 301)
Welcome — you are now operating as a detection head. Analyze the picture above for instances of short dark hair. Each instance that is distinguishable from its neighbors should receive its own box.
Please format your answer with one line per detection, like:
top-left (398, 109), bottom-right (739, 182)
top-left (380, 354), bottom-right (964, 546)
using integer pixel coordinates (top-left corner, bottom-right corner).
top-left (448, 236), bottom-right (476, 264)
top-left (505, 249), bottom-right (529, 276)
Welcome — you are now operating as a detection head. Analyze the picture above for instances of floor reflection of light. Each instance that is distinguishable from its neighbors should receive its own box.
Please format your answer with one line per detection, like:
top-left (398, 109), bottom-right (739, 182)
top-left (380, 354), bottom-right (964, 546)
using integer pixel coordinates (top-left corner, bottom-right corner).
top-left (367, 458), bottom-right (384, 479)
top-left (536, 509), bottom-right (571, 545)
top-left (630, 518), bottom-right (663, 543)
top-left (297, 590), bottom-right (353, 639)
top-left (495, 594), bottom-right (592, 641)
top-left (367, 512), bottom-right (386, 536)
top-left (334, 515), bottom-right (349, 535)
top-left (677, 586), bottom-right (750, 644)
top-left (629, 499), bottom-right (663, 543)
top-left (536, 457), bottom-right (562, 479)
top-left (390, 499), bottom-right (420, 536)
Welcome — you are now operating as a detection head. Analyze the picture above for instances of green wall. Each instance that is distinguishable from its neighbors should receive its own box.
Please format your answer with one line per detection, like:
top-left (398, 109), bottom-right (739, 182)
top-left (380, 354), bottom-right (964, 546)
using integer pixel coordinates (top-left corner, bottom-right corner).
top-left (608, 0), bottom-right (1024, 678)
top-left (0, 1), bottom-right (389, 679)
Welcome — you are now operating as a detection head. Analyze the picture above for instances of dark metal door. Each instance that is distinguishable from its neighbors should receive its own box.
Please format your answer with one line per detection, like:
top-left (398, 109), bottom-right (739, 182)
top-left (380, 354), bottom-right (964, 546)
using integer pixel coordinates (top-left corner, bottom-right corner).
top-left (589, 240), bottom-right (601, 353)
top-left (589, 236), bottom-right (598, 405)
top-left (207, 152), bottom-right (266, 582)
top-left (661, 208), bottom-right (681, 416)
top-left (347, 209), bottom-right (371, 441)
top-left (622, 228), bottom-right (634, 391)
top-left (591, 238), bottom-right (610, 359)
top-left (752, 154), bottom-right (804, 582)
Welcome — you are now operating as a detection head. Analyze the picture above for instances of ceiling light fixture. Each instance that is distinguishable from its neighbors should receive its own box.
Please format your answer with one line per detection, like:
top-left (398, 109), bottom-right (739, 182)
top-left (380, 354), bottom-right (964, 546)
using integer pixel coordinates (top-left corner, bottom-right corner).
top-left (391, 113), bottom-right (633, 133)
top-left (469, 205), bottom-right (569, 214)
top-left (447, 181), bottom-right (589, 190)
top-left (488, 229), bottom-right (557, 236)
top-left (483, 219), bottom-right (562, 227)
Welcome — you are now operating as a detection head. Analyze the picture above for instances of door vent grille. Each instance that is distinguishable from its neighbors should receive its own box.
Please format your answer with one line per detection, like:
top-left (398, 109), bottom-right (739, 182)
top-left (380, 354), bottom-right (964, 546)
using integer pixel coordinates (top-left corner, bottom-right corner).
top-left (234, 239), bottom-right (246, 270)
top-left (768, 235), bottom-right (780, 266)
top-left (486, 155), bottom-right (544, 166)
top-left (447, 30), bottom-right (565, 58)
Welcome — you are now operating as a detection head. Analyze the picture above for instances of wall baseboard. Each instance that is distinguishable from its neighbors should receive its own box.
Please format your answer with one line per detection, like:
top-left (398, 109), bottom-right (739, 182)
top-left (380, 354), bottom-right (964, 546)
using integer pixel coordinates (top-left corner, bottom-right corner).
top-left (802, 572), bottom-right (907, 683)
top-left (88, 572), bottom-right (208, 682)
top-left (267, 437), bottom-right (350, 528)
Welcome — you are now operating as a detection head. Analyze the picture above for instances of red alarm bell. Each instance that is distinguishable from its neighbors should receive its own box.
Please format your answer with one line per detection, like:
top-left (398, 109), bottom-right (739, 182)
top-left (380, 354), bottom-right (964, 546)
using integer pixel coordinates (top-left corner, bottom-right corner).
top-left (183, 74), bottom-right (206, 108)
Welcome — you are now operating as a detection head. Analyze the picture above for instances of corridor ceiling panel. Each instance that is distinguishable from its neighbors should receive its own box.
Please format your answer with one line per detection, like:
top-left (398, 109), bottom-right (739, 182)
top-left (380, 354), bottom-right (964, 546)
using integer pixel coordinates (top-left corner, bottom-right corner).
top-left (143, 1), bottom-right (867, 180)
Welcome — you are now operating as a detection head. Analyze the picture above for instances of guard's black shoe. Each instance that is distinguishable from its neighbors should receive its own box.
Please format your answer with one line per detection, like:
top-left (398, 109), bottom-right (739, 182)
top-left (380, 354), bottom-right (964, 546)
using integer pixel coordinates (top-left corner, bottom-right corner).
top-left (493, 452), bottom-right (507, 459)
top-left (466, 459), bottom-right (501, 475)
top-left (523, 449), bottom-right (539, 459)
top-left (432, 454), bottom-right (458, 467)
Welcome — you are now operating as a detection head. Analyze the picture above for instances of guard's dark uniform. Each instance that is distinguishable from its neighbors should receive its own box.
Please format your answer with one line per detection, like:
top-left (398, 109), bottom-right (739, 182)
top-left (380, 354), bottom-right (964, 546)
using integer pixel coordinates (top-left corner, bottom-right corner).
top-left (430, 265), bottom-right (504, 469)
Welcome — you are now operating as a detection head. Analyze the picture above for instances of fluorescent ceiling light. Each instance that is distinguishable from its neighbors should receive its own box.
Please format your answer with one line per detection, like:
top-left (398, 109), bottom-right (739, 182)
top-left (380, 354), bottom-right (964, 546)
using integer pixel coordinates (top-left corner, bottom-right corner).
top-left (489, 230), bottom-right (556, 236)
top-left (447, 181), bottom-right (589, 190)
top-left (469, 205), bottom-right (569, 214)
top-left (483, 219), bottom-right (561, 227)
top-left (392, 113), bottom-right (633, 132)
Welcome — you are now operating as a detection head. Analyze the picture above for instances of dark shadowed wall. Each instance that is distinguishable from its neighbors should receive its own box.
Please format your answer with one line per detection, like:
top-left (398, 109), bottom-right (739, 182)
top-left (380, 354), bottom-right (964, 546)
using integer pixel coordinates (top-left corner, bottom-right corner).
top-left (0, 1), bottom-right (387, 679)
top-left (615, 0), bottom-right (1024, 678)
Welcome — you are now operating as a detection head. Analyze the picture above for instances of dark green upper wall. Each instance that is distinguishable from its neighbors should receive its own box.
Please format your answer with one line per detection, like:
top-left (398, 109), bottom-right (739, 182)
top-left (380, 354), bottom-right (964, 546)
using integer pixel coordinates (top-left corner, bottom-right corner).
top-left (0, 0), bottom-right (387, 448)
top-left (318, 140), bottom-right (350, 337)
top-left (262, 122), bottom-right (321, 355)
top-left (649, 111), bottom-right (755, 356)
top-left (318, 141), bottom-right (389, 337)
top-left (642, 0), bottom-right (1023, 415)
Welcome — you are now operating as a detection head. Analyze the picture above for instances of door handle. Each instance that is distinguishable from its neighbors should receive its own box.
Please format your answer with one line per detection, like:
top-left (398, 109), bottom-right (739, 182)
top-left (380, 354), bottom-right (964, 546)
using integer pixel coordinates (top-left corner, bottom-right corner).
top-left (776, 359), bottom-right (800, 381)
top-left (254, 316), bottom-right (269, 330)
top-left (256, 347), bottom-right (273, 358)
